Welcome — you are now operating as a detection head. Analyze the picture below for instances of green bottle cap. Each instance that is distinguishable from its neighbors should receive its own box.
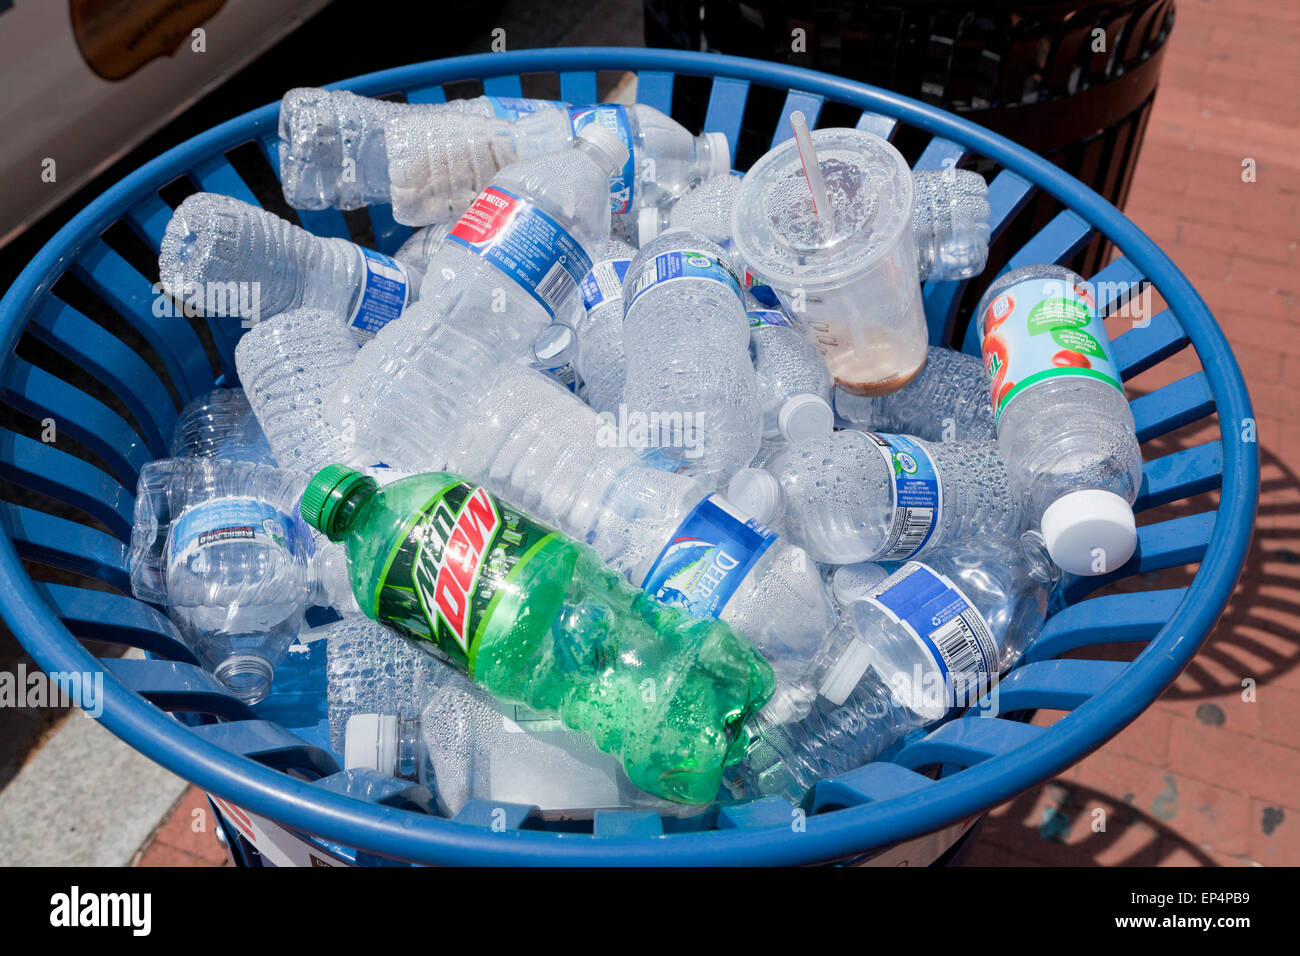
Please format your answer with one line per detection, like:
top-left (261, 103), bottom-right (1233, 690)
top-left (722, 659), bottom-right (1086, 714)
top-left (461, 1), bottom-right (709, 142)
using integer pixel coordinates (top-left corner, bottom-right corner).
top-left (301, 464), bottom-right (369, 538)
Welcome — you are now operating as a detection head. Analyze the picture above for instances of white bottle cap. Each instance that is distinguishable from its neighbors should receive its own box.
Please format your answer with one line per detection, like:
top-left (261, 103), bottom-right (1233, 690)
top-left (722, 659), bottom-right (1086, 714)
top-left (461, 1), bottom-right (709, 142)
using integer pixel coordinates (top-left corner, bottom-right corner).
top-left (704, 131), bottom-right (732, 179)
top-left (817, 637), bottom-right (874, 706)
top-left (638, 207), bottom-right (662, 246)
top-left (1039, 489), bottom-right (1137, 576)
top-left (576, 124), bottom-right (630, 172)
top-left (344, 713), bottom-right (398, 775)
top-left (726, 468), bottom-right (782, 526)
top-left (777, 393), bottom-right (834, 443)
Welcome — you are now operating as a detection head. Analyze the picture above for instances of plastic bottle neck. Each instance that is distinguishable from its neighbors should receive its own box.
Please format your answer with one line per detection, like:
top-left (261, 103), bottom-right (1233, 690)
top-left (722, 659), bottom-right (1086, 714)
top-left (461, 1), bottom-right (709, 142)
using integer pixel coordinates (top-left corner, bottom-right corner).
top-left (1019, 529), bottom-right (1061, 587)
top-left (393, 714), bottom-right (422, 782)
top-left (322, 476), bottom-right (379, 542)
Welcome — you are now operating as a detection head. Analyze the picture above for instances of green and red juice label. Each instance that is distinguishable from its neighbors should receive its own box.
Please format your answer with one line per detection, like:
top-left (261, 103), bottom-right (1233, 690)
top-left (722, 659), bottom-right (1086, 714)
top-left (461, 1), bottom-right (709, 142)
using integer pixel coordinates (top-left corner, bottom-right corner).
top-left (979, 276), bottom-right (1123, 423)
top-left (372, 480), bottom-right (556, 673)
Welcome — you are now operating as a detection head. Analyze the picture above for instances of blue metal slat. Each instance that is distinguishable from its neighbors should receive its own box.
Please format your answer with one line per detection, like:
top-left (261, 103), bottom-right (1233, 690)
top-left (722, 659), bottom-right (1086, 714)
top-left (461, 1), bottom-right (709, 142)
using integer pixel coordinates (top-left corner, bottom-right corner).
top-left (807, 761), bottom-right (934, 815)
top-left (635, 71), bottom-right (674, 114)
top-left (979, 659), bottom-right (1129, 714)
top-left (0, 430), bottom-right (133, 540)
top-left (912, 137), bottom-right (967, 171)
top-left (190, 153), bottom-right (260, 207)
top-left (559, 70), bottom-right (598, 105)
top-left (453, 799), bottom-right (539, 830)
top-left (2, 504), bottom-right (130, 593)
top-left (1136, 441), bottom-right (1223, 511)
top-left (1089, 256), bottom-right (1147, 314)
top-left (103, 658), bottom-right (258, 722)
top-left (364, 204), bottom-right (412, 256)
top-left (71, 240), bottom-right (214, 403)
top-left (1114, 310), bottom-right (1190, 380)
top-left (894, 717), bottom-right (1047, 771)
top-left (855, 110), bottom-right (898, 140)
top-left (123, 193), bottom-right (177, 250)
top-left (702, 77), bottom-right (749, 167)
top-left (482, 75), bottom-right (524, 98)
top-left (592, 810), bottom-right (664, 837)
top-left (30, 298), bottom-right (175, 453)
top-left (1024, 589), bottom-right (1186, 664)
top-left (715, 795), bottom-right (799, 829)
top-left (770, 90), bottom-right (825, 148)
top-left (2, 357), bottom-right (150, 488)
top-left (33, 582), bottom-right (197, 665)
top-left (1131, 372), bottom-right (1216, 442)
top-left (404, 85), bottom-right (447, 105)
top-left (191, 720), bottom-right (339, 780)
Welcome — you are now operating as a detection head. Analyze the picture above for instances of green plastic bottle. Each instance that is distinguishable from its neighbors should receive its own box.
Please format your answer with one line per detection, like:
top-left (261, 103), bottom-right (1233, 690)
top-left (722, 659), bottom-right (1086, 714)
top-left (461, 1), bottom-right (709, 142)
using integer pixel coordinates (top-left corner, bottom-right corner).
top-left (300, 464), bottom-right (774, 805)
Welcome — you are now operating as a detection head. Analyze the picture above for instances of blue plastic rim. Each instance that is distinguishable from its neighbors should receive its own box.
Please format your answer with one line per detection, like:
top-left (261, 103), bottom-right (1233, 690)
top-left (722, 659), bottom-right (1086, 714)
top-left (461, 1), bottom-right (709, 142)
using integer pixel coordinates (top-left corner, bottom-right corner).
top-left (0, 47), bottom-right (1257, 865)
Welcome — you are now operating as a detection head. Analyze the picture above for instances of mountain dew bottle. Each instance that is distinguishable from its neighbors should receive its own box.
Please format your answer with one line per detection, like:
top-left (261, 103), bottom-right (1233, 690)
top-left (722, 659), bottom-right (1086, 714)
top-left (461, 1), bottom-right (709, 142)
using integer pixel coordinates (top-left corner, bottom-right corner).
top-left (300, 464), bottom-right (774, 804)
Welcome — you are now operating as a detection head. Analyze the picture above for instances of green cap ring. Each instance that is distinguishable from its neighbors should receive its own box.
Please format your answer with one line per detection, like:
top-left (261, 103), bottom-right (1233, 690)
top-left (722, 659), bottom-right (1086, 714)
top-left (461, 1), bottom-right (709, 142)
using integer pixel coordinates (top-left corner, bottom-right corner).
top-left (300, 464), bottom-right (369, 538)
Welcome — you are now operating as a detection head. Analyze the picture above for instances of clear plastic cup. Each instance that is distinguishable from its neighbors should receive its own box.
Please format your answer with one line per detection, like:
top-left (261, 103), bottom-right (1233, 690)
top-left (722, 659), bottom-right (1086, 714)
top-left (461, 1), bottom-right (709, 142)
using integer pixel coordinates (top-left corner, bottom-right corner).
top-left (731, 128), bottom-right (927, 397)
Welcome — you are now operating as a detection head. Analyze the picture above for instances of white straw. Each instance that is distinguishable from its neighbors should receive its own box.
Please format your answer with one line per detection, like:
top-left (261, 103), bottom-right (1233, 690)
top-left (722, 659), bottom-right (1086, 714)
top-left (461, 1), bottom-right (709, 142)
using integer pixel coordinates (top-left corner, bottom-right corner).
top-left (790, 111), bottom-right (831, 223)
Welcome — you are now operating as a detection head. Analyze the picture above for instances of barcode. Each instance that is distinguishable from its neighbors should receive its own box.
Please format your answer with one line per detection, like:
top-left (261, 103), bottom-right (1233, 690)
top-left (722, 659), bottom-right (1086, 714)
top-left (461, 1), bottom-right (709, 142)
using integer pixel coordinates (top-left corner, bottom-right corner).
top-left (885, 506), bottom-right (934, 560)
top-left (535, 261), bottom-right (575, 311)
top-left (932, 616), bottom-right (979, 678)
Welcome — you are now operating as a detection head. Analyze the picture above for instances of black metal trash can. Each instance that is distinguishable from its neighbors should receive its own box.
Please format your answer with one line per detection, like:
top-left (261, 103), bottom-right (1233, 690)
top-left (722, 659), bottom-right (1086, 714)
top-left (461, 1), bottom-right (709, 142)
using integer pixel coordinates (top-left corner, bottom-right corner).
top-left (645, 0), bottom-right (1175, 276)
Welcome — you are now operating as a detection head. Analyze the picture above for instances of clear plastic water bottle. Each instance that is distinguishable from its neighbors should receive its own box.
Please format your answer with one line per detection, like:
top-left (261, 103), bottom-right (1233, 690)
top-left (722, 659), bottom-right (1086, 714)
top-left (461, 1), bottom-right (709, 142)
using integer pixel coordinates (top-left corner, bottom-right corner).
top-left (325, 125), bottom-right (626, 427)
top-left (728, 429), bottom-right (1025, 565)
top-left (169, 388), bottom-right (275, 465)
top-left (832, 345), bottom-right (997, 442)
top-left (278, 87), bottom-right (568, 220)
top-left (129, 458), bottom-right (315, 704)
top-left (527, 322), bottom-right (583, 392)
top-left (159, 193), bottom-right (419, 342)
top-left (574, 237), bottom-right (635, 413)
top-left (621, 229), bottom-right (763, 486)
top-left (911, 168), bottom-right (992, 281)
top-left (729, 534), bottom-right (1059, 801)
top-left (234, 308), bottom-right (378, 475)
top-left (974, 265), bottom-right (1142, 576)
top-left (300, 464), bottom-right (773, 805)
top-left (747, 303), bottom-right (834, 444)
top-left (829, 560), bottom-right (891, 614)
top-left (637, 170), bottom-right (741, 247)
top-left (317, 615), bottom-right (440, 751)
top-left (392, 223), bottom-right (450, 276)
top-left (344, 667), bottom-right (683, 817)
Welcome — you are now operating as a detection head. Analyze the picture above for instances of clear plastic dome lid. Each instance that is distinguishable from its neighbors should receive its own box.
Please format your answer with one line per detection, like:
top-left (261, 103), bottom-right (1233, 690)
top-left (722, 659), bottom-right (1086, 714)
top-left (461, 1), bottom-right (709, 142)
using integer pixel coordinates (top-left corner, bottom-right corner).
top-left (731, 128), bottom-right (914, 292)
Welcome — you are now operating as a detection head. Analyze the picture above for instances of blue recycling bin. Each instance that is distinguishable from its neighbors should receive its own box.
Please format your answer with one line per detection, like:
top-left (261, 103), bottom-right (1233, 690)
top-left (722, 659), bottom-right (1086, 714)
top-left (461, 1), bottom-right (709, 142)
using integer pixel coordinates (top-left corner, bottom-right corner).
top-left (0, 47), bottom-right (1256, 865)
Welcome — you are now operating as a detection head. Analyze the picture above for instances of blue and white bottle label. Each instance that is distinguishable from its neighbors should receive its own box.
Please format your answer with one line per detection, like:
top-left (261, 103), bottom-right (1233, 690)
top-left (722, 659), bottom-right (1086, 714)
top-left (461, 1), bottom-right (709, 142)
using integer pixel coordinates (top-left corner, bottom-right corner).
top-left (579, 258), bottom-right (631, 311)
top-left (641, 494), bottom-right (776, 619)
top-left (348, 247), bottom-right (410, 338)
top-left (747, 309), bottom-right (794, 329)
top-left (867, 562), bottom-right (996, 708)
top-left (568, 105), bottom-right (636, 214)
top-left (446, 186), bottom-right (594, 319)
top-left (166, 497), bottom-right (312, 578)
top-left (866, 432), bottom-right (943, 561)
top-left (484, 95), bottom-right (565, 120)
top-left (626, 250), bottom-right (743, 311)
